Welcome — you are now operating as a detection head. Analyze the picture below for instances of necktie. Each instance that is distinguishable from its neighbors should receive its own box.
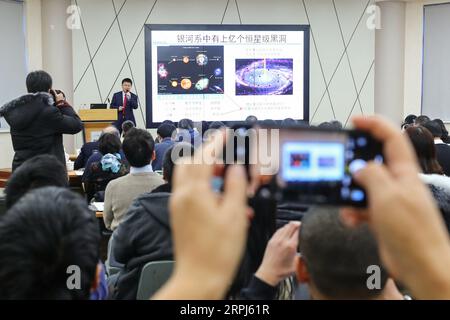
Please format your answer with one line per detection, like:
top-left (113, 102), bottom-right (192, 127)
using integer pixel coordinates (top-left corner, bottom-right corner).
top-left (123, 94), bottom-right (128, 119)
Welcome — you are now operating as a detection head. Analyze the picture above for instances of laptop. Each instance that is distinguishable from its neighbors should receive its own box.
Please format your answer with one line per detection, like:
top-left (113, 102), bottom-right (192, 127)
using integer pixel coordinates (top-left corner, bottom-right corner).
top-left (90, 103), bottom-right (108, 109)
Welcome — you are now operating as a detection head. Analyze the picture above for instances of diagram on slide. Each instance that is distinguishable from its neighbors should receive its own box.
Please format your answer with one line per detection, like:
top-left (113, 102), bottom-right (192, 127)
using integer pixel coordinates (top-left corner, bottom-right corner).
top-left (235, 59), bottom-right (294, 95)
top-left (157, 45), bottom-right (224, 95)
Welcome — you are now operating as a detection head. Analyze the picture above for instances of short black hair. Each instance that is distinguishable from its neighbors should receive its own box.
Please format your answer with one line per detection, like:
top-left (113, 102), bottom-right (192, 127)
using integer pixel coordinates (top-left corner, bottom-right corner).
top-left (281, 118), bottom-right (297, 126)
top-left (415, 115), bottom-right (431, 126)
top-left (330, 120), bottom-right (343, 130)
top-left (162, 120), bottom-right (175, 126)
top-left (122, 78), bottom-right (132, 85)
top-left (98, 132), bottom-right (121, 155)
top-left (209, 121), bottom-right (226, 130)
top-left (299, 207), bottom-right (388, 299)
top-left (404, 114), bottom-right (417, 125)
top-left (122, 128), bottom-right (155, 167)
top-left (162, 142), bottom-right (194, 183)
top-left (0, 187), bottom-right (100, 299)
top-left (423, 120), bottom-right (443, 138)
top-left (157, 123), bottom-right (177, 139)
top-left (178, 118), bottom-right (194, 130)
top-left (121, 120), bottom-right (135, 136)
top-left (26, 70), bottom-right (52, 93)
top-left (245, 115), bottom-right (258, 125)
top-left (4, 155), bottom-right (68, 209)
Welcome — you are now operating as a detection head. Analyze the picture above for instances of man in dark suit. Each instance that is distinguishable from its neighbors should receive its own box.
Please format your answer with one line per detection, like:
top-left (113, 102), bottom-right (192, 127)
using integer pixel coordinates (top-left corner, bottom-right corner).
top-left (110, 78), bottom-right (138, 133)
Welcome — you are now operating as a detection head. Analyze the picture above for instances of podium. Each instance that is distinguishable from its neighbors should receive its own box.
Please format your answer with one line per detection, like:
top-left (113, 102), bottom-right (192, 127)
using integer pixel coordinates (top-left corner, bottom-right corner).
top-left (79, 109), bottom-right (118, 143)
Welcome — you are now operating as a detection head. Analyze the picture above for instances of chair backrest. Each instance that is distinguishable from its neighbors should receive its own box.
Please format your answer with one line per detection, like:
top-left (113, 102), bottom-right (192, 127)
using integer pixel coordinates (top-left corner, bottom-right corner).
top-left (136, 260), bottom-right (174, 300)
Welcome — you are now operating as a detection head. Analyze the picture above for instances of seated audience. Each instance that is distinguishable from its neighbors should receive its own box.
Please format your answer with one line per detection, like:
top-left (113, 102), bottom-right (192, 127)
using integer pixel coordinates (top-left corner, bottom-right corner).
top-left (243, 208), bottom-right (405, 300)
top-left (433, 118), bottom-right (450, 144)
top-left (110, 142), bottom-right (194, 299)
top-left (405, 126), bottom-right (450, 232)
top-left (0, 187), bottom-right (106, 299)
top-left (152, 123), bottom-right (176, 171)
top-left (82, 132), bottom-right (128, 202)
top-left (4, 154), bottom-right (68, 209)
top-left (176, 118), bottom-right (201, 147)
top-left (296, 207), bottom-right (404, 300)
top-left (103, 128), bottom-right (164, 231)
top-left (415, 115), bottom-right (431, 126)
top-left (281, 118), bottom-right (298, 126)
top-left (121, 120), bottom-right (135, 140)
top-left (74, 126), bottom-right (119, 170)
top-left (422, 120), bottom-right (450, 176)
top-left (245, 115), bottom-right (258, 126)
top-left (401, 114), bottom-right (417, 130)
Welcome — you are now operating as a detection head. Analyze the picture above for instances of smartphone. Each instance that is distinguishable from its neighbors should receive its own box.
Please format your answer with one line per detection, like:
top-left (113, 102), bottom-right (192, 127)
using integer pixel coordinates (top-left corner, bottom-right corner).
top-left (275, 126), bottom-right (384, 207)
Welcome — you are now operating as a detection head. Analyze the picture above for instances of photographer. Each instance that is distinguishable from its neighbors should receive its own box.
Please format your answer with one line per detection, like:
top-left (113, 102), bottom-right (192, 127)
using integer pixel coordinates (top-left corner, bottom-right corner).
top-left (0, 70), bottom-right (83, 171)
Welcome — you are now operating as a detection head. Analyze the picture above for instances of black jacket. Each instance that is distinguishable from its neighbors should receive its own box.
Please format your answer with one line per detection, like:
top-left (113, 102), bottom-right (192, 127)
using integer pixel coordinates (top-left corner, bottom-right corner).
top-left (74, 141), bottom-right (99, 169)
top-left (435, 143), bottom-right (450, 177)
top-left (0, 92), bottom-right (83, 170)
top-left (112, 192), bottom-right (173, 299)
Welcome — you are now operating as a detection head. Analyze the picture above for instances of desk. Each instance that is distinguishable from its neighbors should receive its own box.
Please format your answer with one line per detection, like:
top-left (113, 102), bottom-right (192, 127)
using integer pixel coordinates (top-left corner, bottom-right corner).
top-left (0, 168), bottom-right (83, 188)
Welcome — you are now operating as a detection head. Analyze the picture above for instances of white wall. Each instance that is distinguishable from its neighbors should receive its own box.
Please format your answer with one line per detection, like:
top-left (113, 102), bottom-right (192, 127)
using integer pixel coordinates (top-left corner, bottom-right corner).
top-left (72, 0), bottom-right (376, 141)
top-left (0, 0), bottom-right (30, 168)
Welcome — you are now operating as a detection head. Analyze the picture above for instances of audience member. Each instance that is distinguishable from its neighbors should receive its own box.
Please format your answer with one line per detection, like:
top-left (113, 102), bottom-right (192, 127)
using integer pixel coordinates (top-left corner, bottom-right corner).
top-left (153, 123), bottom-right (176, 171)
top-left (176, 118), bottom-right (201, 147)
top-left (422, 120), bottom-right (450, 176)
top-left (0, 70), bottom-right (83, 171)
top-left (82, 132), bottom-right (128, 202)
top-left (121, 120), bottom-right (135, 139)
top-left (433, 118), bottom-right (450, 144)
top-left (405, 125), bottom-right (450, 233)
top-left (110, 142), bottom-right (194, 299)
top-left (4, 155), bottom-right (68, 209)
top-left (415, 115), bottom-right (431, 126)
top-left (401, 114), bottom-right (417, 130)
top-left (0, 187), bottom-right (105, 299)
top-left (103, 129), bottom-right (164, 231)
top-left (74, 126), bottom-right (120, 170)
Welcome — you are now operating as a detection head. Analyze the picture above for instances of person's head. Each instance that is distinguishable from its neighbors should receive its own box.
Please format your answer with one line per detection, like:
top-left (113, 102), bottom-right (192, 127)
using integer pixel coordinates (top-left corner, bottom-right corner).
top-left (404, 114), bottom-right (417, 124)
top-left (4, 155), bottom-right (68, 209)
top-left (26, 70), bottom-right (52, 93)
top-left (282, 118), bottom-right (298, 126)
top-left (415, 115), bottom-right (431, 126)
top-left (102, 126), bottom-right (120, 138)
top-left (121, 120), bottom-right (135, 137)
top-left (157, 123), bottom-right (176, 140)
top-left (405, 126), bottom-right (443, 174)
top-left (162, 120), bottom-right (175, 126)
top-left (433, 118), bottom-right (449, 140)
top-left (297, 207), bottom-right (389, 300)
top-left (318, 122), bottom-right (333, 129)
top-left (0, 187), bottom-right (100, 299)
top-left (178, 118), bottom-right (194, 130)
top-left (162, 142), bottom-right (194, 184)
top-left (121, 78), bottom-right (132, 93)
top-left (330, 120), bottom-right (343, 130)
top-left (422, 120), bottom-right (443, 139)
top-left (98, 132), bottom-right (121, 155)
top-left (245, 115), bottom-right (258, 125)
top-left (122, 128), bottom-right (155, 168)
top-left (209, 121), bottom-right (226, 130)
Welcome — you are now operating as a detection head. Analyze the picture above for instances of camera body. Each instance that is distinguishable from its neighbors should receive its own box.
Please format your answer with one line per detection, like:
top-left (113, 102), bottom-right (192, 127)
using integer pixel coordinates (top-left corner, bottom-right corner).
top-left (222, 123), bottom-right (384, 207)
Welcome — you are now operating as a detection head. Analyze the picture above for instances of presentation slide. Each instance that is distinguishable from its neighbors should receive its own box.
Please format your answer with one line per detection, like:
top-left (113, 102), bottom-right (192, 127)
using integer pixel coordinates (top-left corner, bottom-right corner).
top-left (145, 25), bottom-right (309, 127)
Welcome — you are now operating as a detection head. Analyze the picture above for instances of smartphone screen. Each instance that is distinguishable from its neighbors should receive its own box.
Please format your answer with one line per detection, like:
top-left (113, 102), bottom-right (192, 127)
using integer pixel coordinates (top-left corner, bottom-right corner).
top-left (277, 128), bottom-right (383, 207)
